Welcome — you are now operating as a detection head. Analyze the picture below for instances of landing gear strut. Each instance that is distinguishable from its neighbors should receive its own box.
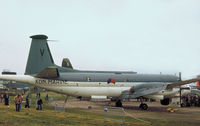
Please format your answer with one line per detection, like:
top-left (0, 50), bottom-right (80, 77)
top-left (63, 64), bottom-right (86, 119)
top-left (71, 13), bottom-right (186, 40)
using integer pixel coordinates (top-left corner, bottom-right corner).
top-left (139, 97), bottom-right (148, 110)
top-left (115, 99), bottom-right (123, 107)
top-left (64, 95), bottom-right (69, 109)
top-left (65, 95), bottom-right (69, 103)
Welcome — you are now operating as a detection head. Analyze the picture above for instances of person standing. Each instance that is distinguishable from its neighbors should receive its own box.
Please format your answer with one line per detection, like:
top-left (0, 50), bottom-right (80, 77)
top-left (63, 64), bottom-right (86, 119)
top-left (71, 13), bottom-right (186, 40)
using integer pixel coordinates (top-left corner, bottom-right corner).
top-left (37, 98), bottom-right (43, 110)
top-left (14, 95), bottom-right (21, 112)
top-left (19, 95), bottom-right (23, 111)
top-left (45, 94), bottom-right (48, 101)
top-left (25, 95), bottom-right (30, 108)
top-left (4, 94), bottom-right (9, 106)
top-left (3, 93), bottom-right (6, 105)
top-left (0, 93), bottom-right (3, 103)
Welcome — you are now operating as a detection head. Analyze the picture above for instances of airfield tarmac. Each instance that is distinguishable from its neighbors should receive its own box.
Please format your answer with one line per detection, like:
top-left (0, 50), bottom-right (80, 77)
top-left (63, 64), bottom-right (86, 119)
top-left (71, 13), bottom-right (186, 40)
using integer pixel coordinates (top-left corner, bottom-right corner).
top-left (53, 99), bottom-right (200, 125)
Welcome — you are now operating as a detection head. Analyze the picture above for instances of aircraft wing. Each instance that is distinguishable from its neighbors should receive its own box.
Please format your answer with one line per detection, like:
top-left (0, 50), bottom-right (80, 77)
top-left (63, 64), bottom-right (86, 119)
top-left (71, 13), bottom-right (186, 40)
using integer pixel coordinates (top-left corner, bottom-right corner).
top-left (166, 78), bottom-right (200, 89)
top-left (121, 83), bottom-right (167, 99)
top-left (121, 77), bottom-right (200, 99)
top-left (35, 67), bottom-right (59, 79)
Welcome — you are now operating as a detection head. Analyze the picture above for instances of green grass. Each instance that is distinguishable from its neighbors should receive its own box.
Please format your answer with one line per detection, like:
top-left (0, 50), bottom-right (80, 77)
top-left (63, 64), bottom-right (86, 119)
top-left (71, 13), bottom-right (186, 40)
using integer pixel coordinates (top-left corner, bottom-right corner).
top-left (0, 92), bottom-right (199, 126)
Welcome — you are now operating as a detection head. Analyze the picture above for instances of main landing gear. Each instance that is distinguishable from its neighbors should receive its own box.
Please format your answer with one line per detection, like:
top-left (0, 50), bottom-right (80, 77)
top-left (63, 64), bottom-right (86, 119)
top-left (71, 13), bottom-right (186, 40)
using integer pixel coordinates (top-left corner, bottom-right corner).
top-left (114, 98), bottom-right (148, 110)
top-left (65, 95), bottom-right (69, 103)
top-left (139, 97), bottom-right (148, 110)
top-left (139, 103), bottom-right (148, 110)
top-left (64, 95), bottom-right (68, 108)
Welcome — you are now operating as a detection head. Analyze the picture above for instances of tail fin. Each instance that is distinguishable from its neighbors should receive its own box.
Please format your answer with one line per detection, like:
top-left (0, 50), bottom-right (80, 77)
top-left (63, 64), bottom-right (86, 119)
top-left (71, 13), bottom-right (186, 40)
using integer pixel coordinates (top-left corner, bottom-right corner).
top-left (25, 35), bottom-right (55, 75)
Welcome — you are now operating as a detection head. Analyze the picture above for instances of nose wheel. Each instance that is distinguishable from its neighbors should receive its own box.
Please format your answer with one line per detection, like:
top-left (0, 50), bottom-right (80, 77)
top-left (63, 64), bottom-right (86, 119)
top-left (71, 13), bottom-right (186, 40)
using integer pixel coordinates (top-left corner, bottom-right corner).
top-left (139, 103), bottom-right (148, 110)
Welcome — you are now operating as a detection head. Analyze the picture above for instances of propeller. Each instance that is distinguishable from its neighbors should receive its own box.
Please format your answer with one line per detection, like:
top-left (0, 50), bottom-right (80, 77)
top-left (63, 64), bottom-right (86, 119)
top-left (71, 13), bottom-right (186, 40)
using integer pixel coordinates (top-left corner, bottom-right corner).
top-left (47, 40), bottom-right (59, 42)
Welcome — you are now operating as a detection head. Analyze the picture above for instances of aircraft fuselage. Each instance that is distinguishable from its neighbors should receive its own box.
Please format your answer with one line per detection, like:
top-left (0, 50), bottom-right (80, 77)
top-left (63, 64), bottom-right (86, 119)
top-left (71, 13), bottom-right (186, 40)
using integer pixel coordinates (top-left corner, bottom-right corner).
top-left (58, 71), bottom-right (179, 82)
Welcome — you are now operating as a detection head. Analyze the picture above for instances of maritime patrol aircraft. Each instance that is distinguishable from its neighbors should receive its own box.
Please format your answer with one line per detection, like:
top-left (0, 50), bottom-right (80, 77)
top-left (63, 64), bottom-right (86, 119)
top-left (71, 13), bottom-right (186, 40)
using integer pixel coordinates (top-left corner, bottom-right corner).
top-left (0, 35), bottom-right (200, 110)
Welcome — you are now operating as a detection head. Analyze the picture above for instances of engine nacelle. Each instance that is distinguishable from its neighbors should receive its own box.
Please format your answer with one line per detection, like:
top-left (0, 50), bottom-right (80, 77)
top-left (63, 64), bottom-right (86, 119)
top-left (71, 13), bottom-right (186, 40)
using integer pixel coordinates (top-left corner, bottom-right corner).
top-left (160, 98), bottom-right (171, 105)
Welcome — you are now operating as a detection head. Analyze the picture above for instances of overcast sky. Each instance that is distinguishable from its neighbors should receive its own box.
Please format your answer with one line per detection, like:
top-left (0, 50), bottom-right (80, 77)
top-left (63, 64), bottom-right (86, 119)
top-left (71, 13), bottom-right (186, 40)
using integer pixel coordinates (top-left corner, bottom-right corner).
top-left (0, 0), bottom-right (200, 79)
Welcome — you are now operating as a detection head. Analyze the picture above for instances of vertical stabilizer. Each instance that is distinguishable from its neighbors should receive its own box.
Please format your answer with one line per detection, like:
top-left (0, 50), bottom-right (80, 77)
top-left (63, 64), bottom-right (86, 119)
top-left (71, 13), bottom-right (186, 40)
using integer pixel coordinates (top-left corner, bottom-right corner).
top-left (25, 35), bottom-right (55, 75)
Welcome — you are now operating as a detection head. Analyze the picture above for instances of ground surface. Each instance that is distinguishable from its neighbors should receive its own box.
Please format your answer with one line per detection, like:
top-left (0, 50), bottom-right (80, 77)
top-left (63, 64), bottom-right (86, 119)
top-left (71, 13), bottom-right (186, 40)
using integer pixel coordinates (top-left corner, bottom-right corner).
top-left (0, 92), bottom-right (200, 126)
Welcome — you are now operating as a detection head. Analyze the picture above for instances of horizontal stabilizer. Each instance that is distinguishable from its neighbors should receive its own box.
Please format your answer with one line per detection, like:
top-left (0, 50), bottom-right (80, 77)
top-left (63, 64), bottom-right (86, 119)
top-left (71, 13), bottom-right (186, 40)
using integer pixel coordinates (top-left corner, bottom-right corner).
top-left (35, 67), bottom-right (59, 79)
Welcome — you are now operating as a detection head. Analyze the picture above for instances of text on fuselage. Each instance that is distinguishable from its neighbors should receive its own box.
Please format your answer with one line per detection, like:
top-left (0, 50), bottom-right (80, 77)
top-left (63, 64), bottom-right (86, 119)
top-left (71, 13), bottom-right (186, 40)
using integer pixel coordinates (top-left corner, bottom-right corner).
top-left (35, 79), bottom-right (68, 85)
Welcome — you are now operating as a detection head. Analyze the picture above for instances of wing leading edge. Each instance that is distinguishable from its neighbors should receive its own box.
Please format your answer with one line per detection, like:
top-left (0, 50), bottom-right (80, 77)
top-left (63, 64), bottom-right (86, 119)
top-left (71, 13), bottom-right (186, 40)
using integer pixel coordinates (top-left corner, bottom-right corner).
top-left (166, 78), bottom-right (200, 89)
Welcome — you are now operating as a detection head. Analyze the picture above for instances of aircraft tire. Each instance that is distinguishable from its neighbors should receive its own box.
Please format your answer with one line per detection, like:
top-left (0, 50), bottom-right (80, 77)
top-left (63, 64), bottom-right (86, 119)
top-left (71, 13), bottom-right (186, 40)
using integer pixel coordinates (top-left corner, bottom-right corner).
top-left (115, 100), bottom-right (123, 107)
top-left (139, 103), bottom-right (148, 110)
top-left (181, 103), bottom-right (186, 107)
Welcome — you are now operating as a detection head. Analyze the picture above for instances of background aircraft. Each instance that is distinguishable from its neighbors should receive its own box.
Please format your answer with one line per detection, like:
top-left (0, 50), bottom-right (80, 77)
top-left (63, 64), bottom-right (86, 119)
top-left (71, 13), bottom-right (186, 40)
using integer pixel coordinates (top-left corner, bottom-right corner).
top-left (0, 34), bottom-right (200, 110)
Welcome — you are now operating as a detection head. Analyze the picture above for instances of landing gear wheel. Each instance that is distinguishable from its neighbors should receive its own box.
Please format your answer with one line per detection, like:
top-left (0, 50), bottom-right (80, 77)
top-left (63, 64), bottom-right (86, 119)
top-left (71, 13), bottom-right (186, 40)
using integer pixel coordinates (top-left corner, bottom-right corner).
top-left (181, 103), bottom-right (186, 107)
top-left (115, 100), bottom-right (123, 107)
top-left (139, 103), bottom-right (148, 110)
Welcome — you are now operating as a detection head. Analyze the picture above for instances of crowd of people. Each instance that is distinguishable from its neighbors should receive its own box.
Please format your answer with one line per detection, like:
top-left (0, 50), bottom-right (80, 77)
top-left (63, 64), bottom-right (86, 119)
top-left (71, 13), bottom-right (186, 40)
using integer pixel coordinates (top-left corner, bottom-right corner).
top-left (0, 92), bottom-right (45, 112)
top-left (181, 94), bottom-right (200, 107)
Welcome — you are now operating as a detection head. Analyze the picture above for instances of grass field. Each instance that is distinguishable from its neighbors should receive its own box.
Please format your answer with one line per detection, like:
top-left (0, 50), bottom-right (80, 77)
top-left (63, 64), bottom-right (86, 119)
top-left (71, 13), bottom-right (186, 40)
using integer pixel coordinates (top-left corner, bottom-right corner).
top-left (0, 92), bottom-right (199, 126)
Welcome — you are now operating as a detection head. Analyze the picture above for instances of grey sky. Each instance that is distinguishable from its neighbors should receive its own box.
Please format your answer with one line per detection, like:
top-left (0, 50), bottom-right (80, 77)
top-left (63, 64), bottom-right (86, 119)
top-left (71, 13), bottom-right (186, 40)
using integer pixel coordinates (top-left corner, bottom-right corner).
top-left (0, 0), bottom-right (200, 79)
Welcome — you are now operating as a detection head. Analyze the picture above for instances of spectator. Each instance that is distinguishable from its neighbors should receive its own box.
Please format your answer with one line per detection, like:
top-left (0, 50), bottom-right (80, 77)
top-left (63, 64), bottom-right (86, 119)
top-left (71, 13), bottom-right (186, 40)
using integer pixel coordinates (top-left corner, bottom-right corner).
top-left (14, 95), bottom-right (22, 112)
top-left (25, 95), bottom-right (30, 108)
top-left (194, 96), bottom-right (199, 107)
top-left (19, 95), bottom-right (23, 110)
top-left (37, 98), bottom-right (43, 110)
top-left (4, 94), bottom-right (9, 106)
top-left (45, 94), bottom-right (48, 101)
top-left (0, 93), bottom-right (3, 103)
top-left (3, 93), bottom-right (6, 104)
